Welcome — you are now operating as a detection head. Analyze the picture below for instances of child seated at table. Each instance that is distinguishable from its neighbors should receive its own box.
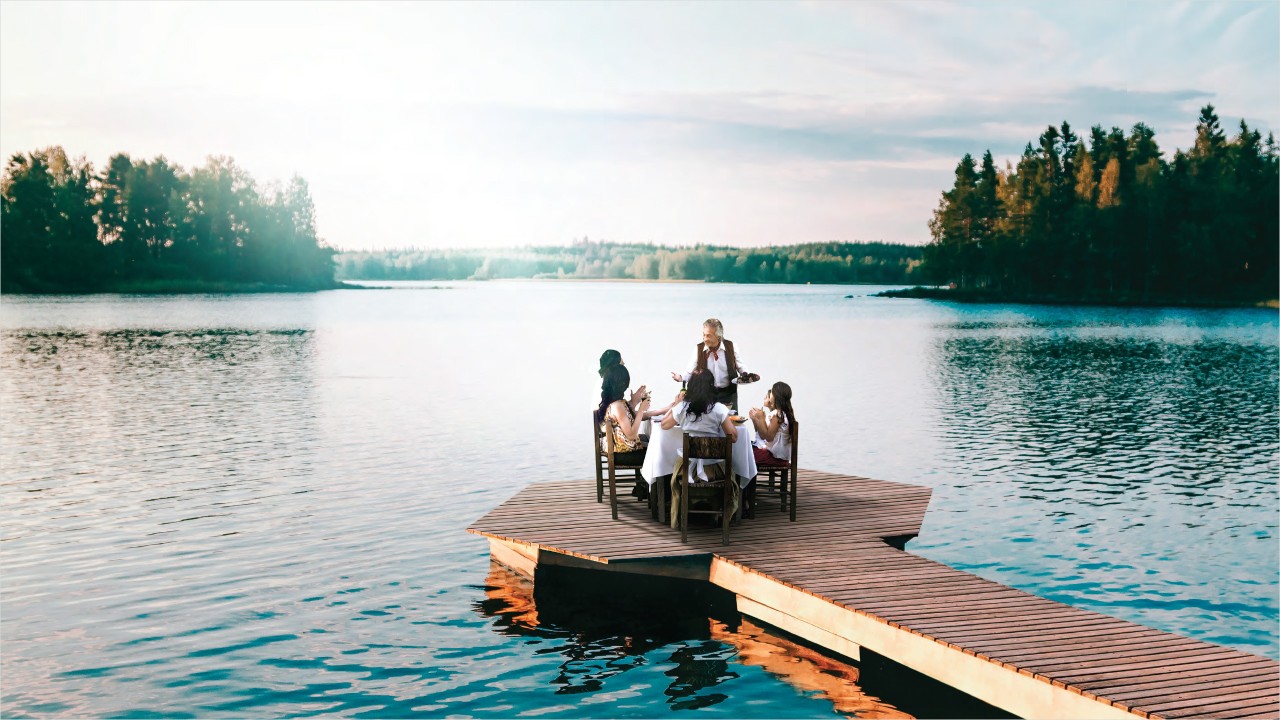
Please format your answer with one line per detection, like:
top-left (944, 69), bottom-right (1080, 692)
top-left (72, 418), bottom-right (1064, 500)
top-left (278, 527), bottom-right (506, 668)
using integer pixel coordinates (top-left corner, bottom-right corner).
top-left (748, 381), bottom-right (795, 467)
top-left (661, 369), bottom-right (738, 442)
top-left (662, 370), bottom-right (740, 526)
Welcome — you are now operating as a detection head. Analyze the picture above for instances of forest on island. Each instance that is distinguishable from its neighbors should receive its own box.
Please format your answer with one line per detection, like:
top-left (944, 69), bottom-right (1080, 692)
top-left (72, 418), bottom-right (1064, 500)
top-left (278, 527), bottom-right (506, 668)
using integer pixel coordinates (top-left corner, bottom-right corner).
top-left (922, 105), bottom-right (1279, 304)
top-left (1, 147), bottom-right (338, 293)
top-left (336, 241), bottom-right (924, 285)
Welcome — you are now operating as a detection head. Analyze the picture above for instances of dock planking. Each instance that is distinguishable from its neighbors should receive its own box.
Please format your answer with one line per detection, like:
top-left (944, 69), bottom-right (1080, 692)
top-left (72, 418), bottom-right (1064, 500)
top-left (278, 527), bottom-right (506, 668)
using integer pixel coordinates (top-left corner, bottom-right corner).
top-left (468, 470), bottom-right (1279, 719)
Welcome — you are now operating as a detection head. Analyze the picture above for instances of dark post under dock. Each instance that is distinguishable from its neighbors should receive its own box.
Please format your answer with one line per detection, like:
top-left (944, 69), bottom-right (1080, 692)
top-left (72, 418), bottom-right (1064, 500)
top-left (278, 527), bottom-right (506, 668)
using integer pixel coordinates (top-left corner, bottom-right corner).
top-left (468, 470), bottom-right (1279, 719)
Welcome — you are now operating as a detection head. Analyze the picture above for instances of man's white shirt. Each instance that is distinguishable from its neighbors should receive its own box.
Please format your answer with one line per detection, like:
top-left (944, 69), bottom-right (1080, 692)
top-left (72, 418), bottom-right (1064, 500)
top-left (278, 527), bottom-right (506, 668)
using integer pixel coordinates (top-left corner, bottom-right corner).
top-left (679, 344), bottom-right (749, 388)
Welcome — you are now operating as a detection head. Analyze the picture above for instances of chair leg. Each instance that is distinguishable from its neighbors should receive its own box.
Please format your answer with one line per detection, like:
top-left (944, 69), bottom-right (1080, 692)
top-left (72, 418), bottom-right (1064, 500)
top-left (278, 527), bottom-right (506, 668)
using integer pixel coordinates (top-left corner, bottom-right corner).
top-left (657, 477), bottom-right (666, 524)
top-left (722, 484), bottom-right (731, 545)
top-left (680, 473), bottom-right (689, 544)
top-left (597, 472), bottom-right (603, 503)
top-left (789, 470), bottom-right (797, 522)
top-left (779, 470), bottom-right (788, 512)
top-left (609, 471), bottom-right (618, 520)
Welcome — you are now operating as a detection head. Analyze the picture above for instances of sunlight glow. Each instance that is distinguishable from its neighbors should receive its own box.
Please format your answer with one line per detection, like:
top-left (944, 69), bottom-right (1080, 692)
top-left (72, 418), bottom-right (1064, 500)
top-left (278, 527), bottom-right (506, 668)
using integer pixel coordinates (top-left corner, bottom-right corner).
top-left (1, 0), bottom-right (1276, 250)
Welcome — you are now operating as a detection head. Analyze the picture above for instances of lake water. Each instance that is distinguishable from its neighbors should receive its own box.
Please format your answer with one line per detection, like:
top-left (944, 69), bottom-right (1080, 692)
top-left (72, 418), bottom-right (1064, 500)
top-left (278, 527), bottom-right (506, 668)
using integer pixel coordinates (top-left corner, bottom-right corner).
top-left (2, 281), bottom-right (1276, 718)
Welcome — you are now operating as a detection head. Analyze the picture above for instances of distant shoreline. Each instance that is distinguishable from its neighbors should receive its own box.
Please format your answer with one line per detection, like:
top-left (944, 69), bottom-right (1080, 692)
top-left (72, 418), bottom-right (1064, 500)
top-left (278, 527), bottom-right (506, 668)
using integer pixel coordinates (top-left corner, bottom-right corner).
top-left (876, 286), bottom-right (1280, 310)
top-left (342, 277), bottom-right (704, 284)
top-left (2, 279), bottom-right (360, 296)
top-left (339, 277), bottom-right (900, 286)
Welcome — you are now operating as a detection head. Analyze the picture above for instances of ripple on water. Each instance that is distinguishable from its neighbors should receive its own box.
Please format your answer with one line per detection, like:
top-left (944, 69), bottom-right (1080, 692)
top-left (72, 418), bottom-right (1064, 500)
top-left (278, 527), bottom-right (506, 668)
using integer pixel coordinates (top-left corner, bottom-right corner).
top-left (914, 332), bottom-right (1277, 656)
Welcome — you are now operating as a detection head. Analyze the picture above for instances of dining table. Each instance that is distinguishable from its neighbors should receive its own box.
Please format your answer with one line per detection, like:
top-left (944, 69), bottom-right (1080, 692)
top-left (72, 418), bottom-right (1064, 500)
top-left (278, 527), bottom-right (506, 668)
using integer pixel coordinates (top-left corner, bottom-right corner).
top-left (641, 415), bottom-right (758, 490)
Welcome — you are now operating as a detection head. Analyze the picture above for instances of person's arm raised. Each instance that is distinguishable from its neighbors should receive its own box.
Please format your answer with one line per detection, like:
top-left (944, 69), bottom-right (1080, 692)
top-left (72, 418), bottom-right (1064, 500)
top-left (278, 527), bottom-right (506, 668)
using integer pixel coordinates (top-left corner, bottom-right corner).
top-left (661, 400), bottom-right (683, 430)
top-left (628, 385), bottom-right (648, 413)
top-left (612, 400), bottom-right (643, 441)
top-left (758, 411), bottom-right (780, 442)
top-left (648, 390), bottom-right (683, 419)
top-left (627, 397), bottom-right (651, 438)
top-left (672, 347), bottom-right (700, 383)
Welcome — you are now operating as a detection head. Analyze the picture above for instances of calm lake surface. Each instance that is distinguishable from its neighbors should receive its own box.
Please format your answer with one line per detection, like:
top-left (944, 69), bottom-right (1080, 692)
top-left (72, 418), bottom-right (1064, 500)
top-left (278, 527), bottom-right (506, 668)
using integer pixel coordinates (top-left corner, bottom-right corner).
top-left (2, 281), bottom-right (1277, 718)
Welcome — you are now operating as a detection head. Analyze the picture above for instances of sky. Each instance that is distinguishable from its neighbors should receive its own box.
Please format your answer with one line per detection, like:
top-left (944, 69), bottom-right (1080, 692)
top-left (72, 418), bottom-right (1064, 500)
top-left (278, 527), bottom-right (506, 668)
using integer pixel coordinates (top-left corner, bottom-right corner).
top-left (1, 1), bottom-right (1277, 252)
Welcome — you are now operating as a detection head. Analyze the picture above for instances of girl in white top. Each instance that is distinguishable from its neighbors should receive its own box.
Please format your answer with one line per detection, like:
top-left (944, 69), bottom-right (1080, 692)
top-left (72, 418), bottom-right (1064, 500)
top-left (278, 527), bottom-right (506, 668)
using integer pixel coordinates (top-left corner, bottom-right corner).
top-left (748, 381), bottom-right (795, 465)
top-left (661, 369), bottom-right (738, 441)
top-left (659, 369), bottom-right (739, 487)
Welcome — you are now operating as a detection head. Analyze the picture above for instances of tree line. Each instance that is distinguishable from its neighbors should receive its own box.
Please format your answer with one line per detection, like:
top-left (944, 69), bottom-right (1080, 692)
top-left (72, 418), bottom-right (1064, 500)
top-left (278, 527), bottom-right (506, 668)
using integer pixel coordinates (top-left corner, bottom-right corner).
top-left (923, 105), bottom-right (1279, 303)
top-left (336, 241), bottom-right (925, 284)
top-left (1, 147), bottom-right (338, 293)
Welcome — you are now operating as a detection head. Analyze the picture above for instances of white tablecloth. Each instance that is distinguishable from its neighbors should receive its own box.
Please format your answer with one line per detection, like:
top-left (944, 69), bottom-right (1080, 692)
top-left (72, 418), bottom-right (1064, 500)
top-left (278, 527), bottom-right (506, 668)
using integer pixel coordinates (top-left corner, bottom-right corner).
top-left (641, 418), bottom-right (757, 489)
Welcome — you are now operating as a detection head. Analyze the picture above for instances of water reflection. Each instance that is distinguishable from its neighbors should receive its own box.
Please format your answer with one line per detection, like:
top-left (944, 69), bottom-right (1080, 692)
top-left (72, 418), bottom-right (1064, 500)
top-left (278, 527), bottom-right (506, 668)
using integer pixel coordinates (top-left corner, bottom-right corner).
top-left (920, 325), bottom-right (1279, 655)
top-left (929, 332), bottom-right (1277, 504)
top-left (1, 327), bottom-right (321, 715)
top-left (713, 619), bottom-right (912, 718)
top-left (475, 560), bottom-right (909, 717)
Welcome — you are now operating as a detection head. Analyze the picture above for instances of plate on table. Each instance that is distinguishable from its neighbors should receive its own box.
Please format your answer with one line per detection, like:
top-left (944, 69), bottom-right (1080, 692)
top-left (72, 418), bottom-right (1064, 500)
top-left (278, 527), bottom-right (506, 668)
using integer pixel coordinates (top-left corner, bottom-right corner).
top-left (729, 415), bottom-right (747, 424)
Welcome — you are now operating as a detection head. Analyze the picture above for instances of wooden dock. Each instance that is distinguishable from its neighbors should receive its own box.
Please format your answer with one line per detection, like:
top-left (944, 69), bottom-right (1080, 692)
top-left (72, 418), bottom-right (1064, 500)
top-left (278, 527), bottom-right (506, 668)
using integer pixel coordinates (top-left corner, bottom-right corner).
top-left (468, 470), bottom-right (1280, 719)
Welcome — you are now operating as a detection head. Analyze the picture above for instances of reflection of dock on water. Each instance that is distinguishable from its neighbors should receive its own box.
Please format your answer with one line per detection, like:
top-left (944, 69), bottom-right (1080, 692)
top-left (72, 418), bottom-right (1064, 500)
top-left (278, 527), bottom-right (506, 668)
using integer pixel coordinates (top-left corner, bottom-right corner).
top-left (476, 560), bottom-right (915, 716)
top-left (468, 471), bottom-right (1280, 719)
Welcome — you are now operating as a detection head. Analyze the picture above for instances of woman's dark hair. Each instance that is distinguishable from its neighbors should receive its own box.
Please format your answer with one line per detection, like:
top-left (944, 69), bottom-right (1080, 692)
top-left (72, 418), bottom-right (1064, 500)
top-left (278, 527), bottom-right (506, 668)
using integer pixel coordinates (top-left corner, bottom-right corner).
top-left (598, 349), bottom-right (622, 378)
top-left (683, 369), bottom-right (716, 422)
top-left (595, 363), bottom-right (631, 424)
top-left (771, 381), bottom-right (796, 439)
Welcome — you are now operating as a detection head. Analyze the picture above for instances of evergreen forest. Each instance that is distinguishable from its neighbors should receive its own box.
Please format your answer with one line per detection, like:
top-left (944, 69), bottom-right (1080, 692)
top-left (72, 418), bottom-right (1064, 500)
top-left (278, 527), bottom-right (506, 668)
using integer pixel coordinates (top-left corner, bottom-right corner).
top-left (921, 106), bottom-right (1278, 304)
top-left (4, 104), bottom-right (1276, 306)
top-left (1, 147), bottom-right (339, 293)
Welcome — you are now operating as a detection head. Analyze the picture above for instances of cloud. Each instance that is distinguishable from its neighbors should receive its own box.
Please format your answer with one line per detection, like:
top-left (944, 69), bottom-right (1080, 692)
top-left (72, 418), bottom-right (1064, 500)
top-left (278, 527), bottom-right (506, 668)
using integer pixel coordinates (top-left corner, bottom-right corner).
top-left (1, 1), bottom-right (1275, 250)
top-left (428, 83), bottom-right (1220, 170)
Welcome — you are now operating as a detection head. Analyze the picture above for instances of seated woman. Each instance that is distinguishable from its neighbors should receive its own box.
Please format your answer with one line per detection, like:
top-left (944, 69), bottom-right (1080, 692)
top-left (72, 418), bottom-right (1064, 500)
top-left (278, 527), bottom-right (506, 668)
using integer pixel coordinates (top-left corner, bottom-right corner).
top-left (597, 363), bottom-right (649, 465)
top-left (596, 363), bottom-right (678, 499)
top-left (598, 348), bottom-right (651, 420)
top-left (748, 381), bottom-right (795, 467)
top-left (662, 370), bottom-right (739, 525)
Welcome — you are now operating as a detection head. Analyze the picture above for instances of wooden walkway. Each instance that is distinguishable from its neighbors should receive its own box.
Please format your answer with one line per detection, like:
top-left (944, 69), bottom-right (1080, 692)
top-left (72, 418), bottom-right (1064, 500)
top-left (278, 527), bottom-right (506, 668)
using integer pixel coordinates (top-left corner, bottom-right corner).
top-left (468, 470), bottom-right (1280, 719)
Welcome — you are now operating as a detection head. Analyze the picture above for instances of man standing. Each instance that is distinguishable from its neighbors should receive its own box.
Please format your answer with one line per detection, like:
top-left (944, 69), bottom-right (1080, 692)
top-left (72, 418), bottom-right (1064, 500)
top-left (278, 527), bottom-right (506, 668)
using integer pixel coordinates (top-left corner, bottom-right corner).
top-left (670, 318), bottom-right (755, 411)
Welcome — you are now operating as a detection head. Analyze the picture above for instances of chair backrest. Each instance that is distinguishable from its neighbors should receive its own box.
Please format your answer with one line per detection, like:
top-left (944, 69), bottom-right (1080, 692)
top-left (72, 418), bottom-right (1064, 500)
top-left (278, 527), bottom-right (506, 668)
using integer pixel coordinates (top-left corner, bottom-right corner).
top-left (604, 419), bottom-right (618, 455)
top-left (789, 419), bottom-right (799, 469)
top-left (680, 430), bottom-right (732, 466)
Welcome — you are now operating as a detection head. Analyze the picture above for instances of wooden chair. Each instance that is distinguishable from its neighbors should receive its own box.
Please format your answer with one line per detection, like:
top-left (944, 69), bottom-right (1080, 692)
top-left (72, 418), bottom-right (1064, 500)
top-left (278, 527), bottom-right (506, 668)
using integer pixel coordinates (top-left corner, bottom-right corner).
top-left (593, 413), bottom-right (643, 520)
top-left (677, 433), bottom-right (734, 545)
top-left (757, 420), bottom-right (799, 522)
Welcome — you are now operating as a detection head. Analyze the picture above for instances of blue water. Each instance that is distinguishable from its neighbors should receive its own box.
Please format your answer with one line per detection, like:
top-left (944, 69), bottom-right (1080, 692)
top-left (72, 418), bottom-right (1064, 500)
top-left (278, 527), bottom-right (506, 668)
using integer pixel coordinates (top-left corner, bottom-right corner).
top-left (2, 282), bottom-right (1276, 718)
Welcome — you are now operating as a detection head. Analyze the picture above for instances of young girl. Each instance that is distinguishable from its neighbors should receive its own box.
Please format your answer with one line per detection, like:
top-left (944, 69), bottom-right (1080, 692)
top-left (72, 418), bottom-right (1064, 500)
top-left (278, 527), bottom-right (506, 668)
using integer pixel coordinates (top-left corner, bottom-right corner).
top-left (660, 369), bottom-right (738, 442)
top-left (662, 369), bottom-right (739, 526)
top-left (748, 381), bottom-right (795, 466)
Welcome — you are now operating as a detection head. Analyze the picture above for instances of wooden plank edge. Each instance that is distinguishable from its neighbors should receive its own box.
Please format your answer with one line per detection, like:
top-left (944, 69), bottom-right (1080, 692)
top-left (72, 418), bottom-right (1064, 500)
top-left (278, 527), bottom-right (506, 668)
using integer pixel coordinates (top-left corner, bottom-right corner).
top-left (487, 537), bottom-right (538, 578)
top-left (473, 529), bottom-right (615, 566)
top-left (708, 556), bottom-right (1144, 720)
top-left (737, 595), bottom-right (862, 662)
